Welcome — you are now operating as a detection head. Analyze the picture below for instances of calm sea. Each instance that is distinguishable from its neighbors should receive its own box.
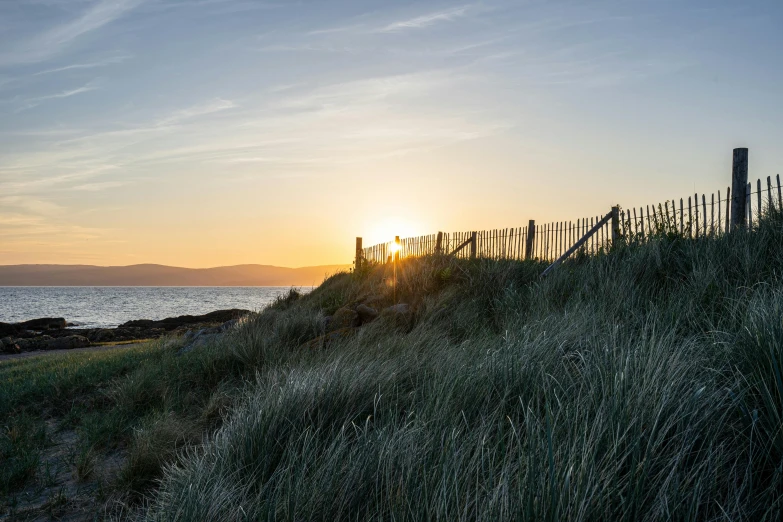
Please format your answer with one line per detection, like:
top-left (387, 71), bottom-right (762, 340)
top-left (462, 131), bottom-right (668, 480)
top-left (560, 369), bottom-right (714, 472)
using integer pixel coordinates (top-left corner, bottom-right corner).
top-left (0, 287), bottom-right (311, 328)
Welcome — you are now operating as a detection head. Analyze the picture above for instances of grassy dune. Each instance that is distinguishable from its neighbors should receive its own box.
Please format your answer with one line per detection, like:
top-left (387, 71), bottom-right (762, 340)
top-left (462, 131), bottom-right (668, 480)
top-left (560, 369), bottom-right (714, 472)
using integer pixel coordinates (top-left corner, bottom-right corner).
top-left (4, 211), bottom-right (783, 520)
top-left (140, 212), bottom-right (783, 520)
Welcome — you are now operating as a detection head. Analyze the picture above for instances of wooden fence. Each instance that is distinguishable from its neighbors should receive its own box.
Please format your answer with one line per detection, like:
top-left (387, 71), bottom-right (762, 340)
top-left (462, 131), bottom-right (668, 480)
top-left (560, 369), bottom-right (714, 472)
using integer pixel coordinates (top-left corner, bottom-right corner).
top-left (360, 217), bottom-right (616, 265)
top-left (356, 149), bottom-right (780, 268)
top-left (619, 175), bottom-right (782, 240)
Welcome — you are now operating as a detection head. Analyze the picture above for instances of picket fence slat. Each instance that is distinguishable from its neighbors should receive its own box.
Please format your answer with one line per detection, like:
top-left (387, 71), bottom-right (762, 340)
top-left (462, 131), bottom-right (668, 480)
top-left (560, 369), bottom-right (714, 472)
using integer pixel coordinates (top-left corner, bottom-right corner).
top-left (758, 179), bottom-right (762, 220)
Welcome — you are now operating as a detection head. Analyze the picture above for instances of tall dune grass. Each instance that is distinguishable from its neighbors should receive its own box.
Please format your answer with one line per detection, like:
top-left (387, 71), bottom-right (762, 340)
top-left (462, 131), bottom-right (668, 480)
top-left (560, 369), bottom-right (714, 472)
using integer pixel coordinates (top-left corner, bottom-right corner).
top-left (140, 211), bottom-right (783, 521)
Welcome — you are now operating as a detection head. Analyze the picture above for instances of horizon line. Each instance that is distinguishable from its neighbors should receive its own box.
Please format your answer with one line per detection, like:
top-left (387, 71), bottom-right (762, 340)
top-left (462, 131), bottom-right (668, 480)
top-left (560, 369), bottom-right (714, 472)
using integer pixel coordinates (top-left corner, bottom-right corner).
top-left (0, 262), bottom-right (352, 270)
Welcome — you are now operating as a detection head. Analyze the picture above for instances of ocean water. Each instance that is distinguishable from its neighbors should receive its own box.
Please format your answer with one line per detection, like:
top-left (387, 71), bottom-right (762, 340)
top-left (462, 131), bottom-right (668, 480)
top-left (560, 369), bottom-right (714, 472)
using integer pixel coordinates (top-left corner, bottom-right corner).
top-left (0, 287), bottom-right (311, 328)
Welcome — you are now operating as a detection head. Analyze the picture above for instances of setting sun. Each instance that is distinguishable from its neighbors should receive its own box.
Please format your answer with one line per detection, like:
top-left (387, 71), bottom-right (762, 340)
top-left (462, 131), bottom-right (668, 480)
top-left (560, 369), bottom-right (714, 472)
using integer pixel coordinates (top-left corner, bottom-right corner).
top-left (365, 217), bottom-right (422, 250)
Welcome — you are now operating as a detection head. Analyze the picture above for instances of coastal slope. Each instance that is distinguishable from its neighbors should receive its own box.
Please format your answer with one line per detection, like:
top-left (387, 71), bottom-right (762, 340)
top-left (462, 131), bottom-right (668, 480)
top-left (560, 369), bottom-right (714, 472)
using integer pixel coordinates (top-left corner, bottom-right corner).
top-left (5, 213), bottom-right (783, 519)
top-left (0, 263), bottom-right (350, 286)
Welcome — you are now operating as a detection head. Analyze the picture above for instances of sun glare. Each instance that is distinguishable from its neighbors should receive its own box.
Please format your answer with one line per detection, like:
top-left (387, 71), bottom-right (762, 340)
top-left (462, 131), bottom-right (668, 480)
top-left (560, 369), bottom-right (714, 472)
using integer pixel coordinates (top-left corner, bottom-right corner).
top-left (366, 217), bottom-right (420, 247)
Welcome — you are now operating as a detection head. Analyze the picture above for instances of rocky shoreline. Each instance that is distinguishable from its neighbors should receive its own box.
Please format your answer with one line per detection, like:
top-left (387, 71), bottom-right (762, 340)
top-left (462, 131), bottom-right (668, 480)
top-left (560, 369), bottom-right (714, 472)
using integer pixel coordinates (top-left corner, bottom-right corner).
top-left (0, 309), bottom-right (250, 355)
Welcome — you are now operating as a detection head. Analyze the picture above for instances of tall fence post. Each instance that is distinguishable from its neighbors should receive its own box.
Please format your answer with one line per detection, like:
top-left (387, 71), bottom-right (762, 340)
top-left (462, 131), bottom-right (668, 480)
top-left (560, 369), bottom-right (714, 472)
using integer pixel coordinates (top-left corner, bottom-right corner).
top-left (354, 237), bottom-right (362, 270)
top-left (731, 148), bottom-right (749, 230)
top-left (611, 206), bottom-right (620, 246)
top-left (470, 232), bottom-right (477, 259)
top-left (435, 231), bottom-right (443, 254)
top-left (525, 220), bottom-right (535, 260)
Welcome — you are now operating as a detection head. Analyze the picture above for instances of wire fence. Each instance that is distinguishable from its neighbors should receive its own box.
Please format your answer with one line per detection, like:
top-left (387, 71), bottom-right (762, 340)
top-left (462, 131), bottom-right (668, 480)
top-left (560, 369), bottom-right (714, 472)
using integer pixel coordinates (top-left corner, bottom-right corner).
top-left (361, 174), bottom-right (782, 264)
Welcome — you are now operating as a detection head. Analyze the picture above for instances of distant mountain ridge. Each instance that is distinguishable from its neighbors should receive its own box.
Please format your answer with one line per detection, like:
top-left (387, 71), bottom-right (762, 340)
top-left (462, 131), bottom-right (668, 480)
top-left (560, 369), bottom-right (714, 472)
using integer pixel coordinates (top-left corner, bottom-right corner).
top-left (0, 263), bottom-right (350, 286)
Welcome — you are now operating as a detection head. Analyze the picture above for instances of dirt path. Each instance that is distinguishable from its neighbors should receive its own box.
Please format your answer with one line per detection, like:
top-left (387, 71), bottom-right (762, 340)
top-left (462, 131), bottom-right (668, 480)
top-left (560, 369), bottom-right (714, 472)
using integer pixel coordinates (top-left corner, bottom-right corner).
top-left (0, 341), bottom-right (148, 362)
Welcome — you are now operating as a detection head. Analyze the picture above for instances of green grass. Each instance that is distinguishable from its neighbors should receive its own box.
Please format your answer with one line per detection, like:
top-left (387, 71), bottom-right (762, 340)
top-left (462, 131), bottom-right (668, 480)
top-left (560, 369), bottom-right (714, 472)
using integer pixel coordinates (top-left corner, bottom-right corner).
top-left (5, 210), bottom-right (783, 520)
top-left (0, 342), bottom-right (163, 420)
top-left (0, 344), bottom-right (161, 498)
top-left (0, 333), bottom-right (245, 511)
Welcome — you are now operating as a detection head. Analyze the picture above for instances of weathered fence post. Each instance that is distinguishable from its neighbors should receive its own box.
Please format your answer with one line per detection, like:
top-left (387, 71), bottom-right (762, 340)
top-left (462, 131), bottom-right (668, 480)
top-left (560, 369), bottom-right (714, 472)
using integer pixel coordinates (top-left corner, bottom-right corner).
top-left (611, 206), bottom-right (620, 246)
top-left (355, 237), bottom-right (362, 270)
top-left (525, 220), bottom-right (535, 260)
top-left (731, 148), bottom-right (748, 230)
top-left (435, 231), bottom-right (443, 254)
top-left (778, 174), bottom-right (782, 210)
top-left (470, 232), bottom-right (477, 259)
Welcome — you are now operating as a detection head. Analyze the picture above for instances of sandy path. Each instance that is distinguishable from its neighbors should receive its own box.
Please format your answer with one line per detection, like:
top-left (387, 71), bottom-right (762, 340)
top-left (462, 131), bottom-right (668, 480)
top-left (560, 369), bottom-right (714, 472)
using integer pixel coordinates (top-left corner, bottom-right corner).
top-left (0, 341), bottom-right (148, 362)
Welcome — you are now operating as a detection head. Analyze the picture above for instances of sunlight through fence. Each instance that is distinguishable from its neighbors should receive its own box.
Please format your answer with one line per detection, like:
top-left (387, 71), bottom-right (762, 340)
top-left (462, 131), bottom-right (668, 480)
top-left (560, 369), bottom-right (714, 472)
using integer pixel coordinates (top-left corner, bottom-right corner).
top-left (357, 149), bottom-right (779, 269)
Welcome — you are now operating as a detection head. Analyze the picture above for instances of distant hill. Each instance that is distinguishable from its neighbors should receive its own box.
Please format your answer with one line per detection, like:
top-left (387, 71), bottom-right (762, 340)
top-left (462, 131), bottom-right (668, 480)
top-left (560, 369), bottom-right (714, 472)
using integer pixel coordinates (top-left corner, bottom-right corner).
top-left (0, 264), bottom-right (351, 287)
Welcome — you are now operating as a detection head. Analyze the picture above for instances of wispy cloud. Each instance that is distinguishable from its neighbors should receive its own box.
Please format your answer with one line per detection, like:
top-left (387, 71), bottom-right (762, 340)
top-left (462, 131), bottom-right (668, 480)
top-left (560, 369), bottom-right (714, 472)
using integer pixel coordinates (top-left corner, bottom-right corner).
top-left (273, 72), bottom-right (454, 111)
top-left (156, 98), bottom-right (238, 126)
top-left (144, 0), bottom-right (282, 15)
top-left (16, 98), bottom-right (239, 163)
top-left (0, 0), bottom-right (146, 65)
top-left (267, 82), bottom-right (306, 93)
top-left (378, 5), bottom-right (472, 32)
top-left (307, 23), bottom-right (365, 36)
top-left (0, 165), bottom-right (119, 195)
top-left (38, 85), bottom-right (96, 100)
top-left (2, 69), bottom-right (500, 175)
top-left (0, 205), bottom-right (108, 248)
top-left (257, 43), bottom-right (356, 54)
top-left (307, 5), bottom-right (476, 36)
top-left (39, 0), bottom-right (145, 47)
top-left (71, 180), bottom-right (127, 191)
top-left (33, 55), bottom-right (130, 75)
top-left (13, 83), bottom-right (97, 112)
top-left (0, 76), bottom-right (19, 90)
top-left (0, 195), bottom-right (62, 217)
top-left (0, 98), bottom-right (242, 187)
top-left (1, 126), bottom-right (83, 138)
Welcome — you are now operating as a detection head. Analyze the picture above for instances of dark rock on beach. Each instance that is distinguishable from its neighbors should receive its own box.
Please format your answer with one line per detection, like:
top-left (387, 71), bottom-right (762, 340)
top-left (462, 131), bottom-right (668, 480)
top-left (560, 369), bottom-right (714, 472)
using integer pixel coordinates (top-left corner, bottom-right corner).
top-left (46, 335), bottom-right (91, 350)
top-left (8, 334), bottom-right (89, 352)
top-left (19, 317), bottom-right (68, 331)
top-left (0, 317), bottom-right (67, 337)
top-left (0, 322), bottom-right (19, 337)
top-left (42, 327), bottom-right (167, 343)
top-left (15, 336), bottom-right (54, 352)
top-left (1, 337), bottom-right (20, 354)
top-left (120, 309), bottom-right (250, 331)
top-left (0, 309), bottom-right (252, 355)
top-left (87, 329), bottom-right (116, 343)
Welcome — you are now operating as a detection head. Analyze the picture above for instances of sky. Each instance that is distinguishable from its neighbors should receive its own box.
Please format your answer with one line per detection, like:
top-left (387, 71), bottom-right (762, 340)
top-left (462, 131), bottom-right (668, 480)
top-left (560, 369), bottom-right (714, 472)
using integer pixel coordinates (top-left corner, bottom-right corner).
top-left (1, 0), bottom-right (782, 268)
